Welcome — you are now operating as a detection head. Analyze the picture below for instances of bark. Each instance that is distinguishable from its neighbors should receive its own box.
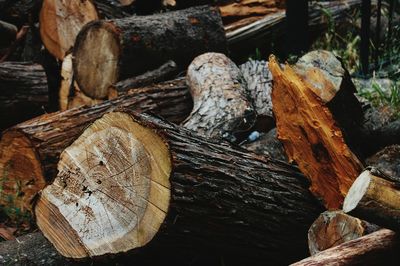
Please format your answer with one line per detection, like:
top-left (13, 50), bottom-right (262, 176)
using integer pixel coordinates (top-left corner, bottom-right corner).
top-left (110, 60), bottom-right (178, 94)
top-left (0, 79), bottom-right (191, 218)
top-left (343, 170), bottom-right (400, 232)
top-left (94, 0), bottom-right (135, 19)
top-left (291, 229), bottom-right (399, 266)
top-left (0, 20), bottom-right (17, 50)
top-left (0, 61), bottom-right (49, 130)
top-left (308, 211), bottom-right (380, 255)
top-left (269, 52), bottom-right (364, 209)
top-left (366, 145), bottom-right (400, 180)
top-left (0, 0), bottom-right (42, 27)
top-left (72, 5), bottom-right (227, 99)
top-left (35, 110), bottom-right (323, 264)
top-left (39, 0), bottom-right (98, 60)
top-left (242, 128), bottom-right (286, 161)
top-left (182, 53), bottom-right (256, 142)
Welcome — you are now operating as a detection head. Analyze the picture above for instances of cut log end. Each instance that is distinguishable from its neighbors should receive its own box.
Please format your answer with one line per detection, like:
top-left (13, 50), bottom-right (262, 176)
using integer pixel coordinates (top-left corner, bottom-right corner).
top-left (40, 0), bottom-right (98, 60)
top-left (343, 170), bottom-right (372, 214)
top-left (0, 131), bottom-right (45, 215)
top-left (35, 112), bottom-right (171, 258)
top-left (73, 21), bottom-right (120, 99)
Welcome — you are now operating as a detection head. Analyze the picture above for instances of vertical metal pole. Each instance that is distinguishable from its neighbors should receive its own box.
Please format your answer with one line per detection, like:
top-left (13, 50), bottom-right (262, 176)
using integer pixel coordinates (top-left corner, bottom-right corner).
top-left (286, 0), bottom-right (309, 56)
top-left (361, 0), bottom-right (371, 75)
top-left (374, 0), bottom-right (382, 69)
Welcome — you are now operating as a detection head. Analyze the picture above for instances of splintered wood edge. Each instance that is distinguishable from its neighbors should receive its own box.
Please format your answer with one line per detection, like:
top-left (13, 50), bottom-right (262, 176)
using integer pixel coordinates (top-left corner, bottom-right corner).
top-left (73, 21), bottom-right (120, 99)
top-left (40, 0), bottom-right (98, 60)
top-left (0, 131), bottom-right (45, 214)
top-left (35, 112), bottom-right (171, 258)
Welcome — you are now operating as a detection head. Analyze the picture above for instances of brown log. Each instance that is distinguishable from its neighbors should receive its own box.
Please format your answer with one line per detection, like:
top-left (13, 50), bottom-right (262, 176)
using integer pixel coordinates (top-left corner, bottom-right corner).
top-left (308, 211), bottom-right (380, 255)
top-left (291, 229), bottom-right (399, 266)
top-left (34, 110), bottom-right (323, 263)
top-left (0, 79), bottom-right (191, 220)
top-left (0, 61), bottom-right (49, 130)
top-left (182, 53), bottom-right (256, 141)
top-left (343, 170), bottom-right (400, 231)
top-left (366, 145), bottom-right (400, 180)
top-left (0, 20), bottom-right (17, 50)
top-left (242, 128), bottom-right (286, 161)
top-left (39, 0), bottom-right (98, 60)
top-left (269, 51), bottom-right (364, 209)
top-left (72, 5), bottom-right (227, 99)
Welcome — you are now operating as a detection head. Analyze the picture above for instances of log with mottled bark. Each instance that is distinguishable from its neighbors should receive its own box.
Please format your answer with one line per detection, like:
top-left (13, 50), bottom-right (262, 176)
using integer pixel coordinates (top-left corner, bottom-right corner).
top-left (308, 211), bottom-right (379, 255)
top-left (35, 110), bottom-right (323, 263)
top-left (0, 79), bottom-right (191, 219)
top-left (0, 62), bottom-right (48, 130)
top-left (39, 0), bottom-right (98, 60)
top-left (0, 20), bottom-right (17, 50)
top-left (72, 6), bottom-right (227, 99)
top-left (182, 53), bottom-right (256, 142)
top-left (343, 170), bottom-right (400, 231)
top-left (366, 145), bottom-right (400, 179)
top-left (291, 229), bottom-right (399, 266)
top-left (269, 51), bottom-right (364, 209)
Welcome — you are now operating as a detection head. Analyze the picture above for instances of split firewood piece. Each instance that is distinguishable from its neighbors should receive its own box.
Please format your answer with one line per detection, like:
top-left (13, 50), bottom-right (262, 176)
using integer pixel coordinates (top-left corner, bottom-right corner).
top-left (35, 110), bottom-right (323, 262)
top-left (308, 210), bottom-right (380, 255)
top-left (0, 79), bottom-right (191, 218)
top-left (269, 52), bottom-right (364, 209)
top-left (109, 60), bottom-right (178, 95)
top-left (0, 62), bottom-right (48, 130)
top-left (182, 53), bottom-right (256, 141)
top-left (343, 170), bottom-right (400, 231)
top-left (291, 229), bottom-right (399, 266)
top-left (219, 0), bottom-right (284, 20)
top-left (59, 53), bottom-right (101, 111)
top-left (242, 128), bottom-right (286, 161)
top-left (39, 0), bottom-right (98, 60)
top-left (0, 20), bottom-right (17, 50)
top-left (72, 5), bottom-right (227, 99)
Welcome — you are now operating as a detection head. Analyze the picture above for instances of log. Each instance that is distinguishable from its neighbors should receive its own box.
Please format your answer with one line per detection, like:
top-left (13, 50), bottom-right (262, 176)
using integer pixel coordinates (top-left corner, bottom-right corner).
top-left (343, 170), bottom-right (400, 231)
top-left (242, 128), bottom-right (286, 161)
top-left (269, 51), bottom-right (364, 209)
top-left (0, 61), bottom-right (48, 130)
top-left (0, 20), bottom-right (17, 50)
top-left (366, 145), bottom-right (400, 180)
top-left (72, 5), bottom-right (227, 99)
top-left (39, 0), bottom-right (99, 60)
top-left (291, 229), bottom-right (399, 266)
top-left (94, 0), bottom-right (135, 19)
top-left (0, 79), bottom-right (191, 219)
top-left (34, 110), bottom-right (323, 263)
top-left (308, 211), bottom-right (379, 255)
top-left (182, 53), bottom-right (256, 141)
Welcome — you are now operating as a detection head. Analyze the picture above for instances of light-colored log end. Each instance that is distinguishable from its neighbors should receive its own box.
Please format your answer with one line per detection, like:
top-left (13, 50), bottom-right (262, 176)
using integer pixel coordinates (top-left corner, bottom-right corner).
top-left (343, 170), bottom-right (372, 213)
top-left (35, 112), bottom-right (171, 258)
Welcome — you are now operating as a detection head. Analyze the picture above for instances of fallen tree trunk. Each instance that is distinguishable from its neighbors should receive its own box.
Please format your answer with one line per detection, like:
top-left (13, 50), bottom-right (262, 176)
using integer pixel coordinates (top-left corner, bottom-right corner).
top-left (0, 79), bottom-right (191, 218)
top-left (39, 0), bottom-right (98, 60)
top-left (72, 5), bottom-right (227, 99)
top-left (0, 61), bottom-right (48, 130)
top-left (291, 229), bottom-right (399, 266)
top-left (182, 53), bottom-right (256, 141)
top-left (35, 110), bottom-right (323, 264)
top-left (269, 51), bottom-right (364, 209)
top-left (308, 210), bottom-right (380, 255)
top-left (343, 170), bottom-right (400, 231)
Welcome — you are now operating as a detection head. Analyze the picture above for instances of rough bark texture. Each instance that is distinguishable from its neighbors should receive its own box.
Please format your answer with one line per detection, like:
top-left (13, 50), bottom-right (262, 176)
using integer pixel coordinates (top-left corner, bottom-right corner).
top-left (110, 60), bottom-right (178, 94)
top-left (94, 0), bottom-right (135, 19)
top-left (308, 211), bottom-right (380, 255)
top-left (242, 128), bottom-right (286, 161)
top-left (343, 170), bottom-right (400, 232)
top-left (366, 145), bottom-right (400, 180)
top-left (39, 0), bottom-right (98, 60)
top-left (0, 79), bottom-right (191, 218)
top-left (291, 229), bottom-right (399, 266)
top-left (35, 110), bottom-right (323, 264)
top-left (73, 5), bottom-right (227, 99)
top-left (182, 53), bottom-right (256, 142)
top-left (0, 61), bottom-right (49, 130)
top-left (269, 52), bottom-right (364, 209)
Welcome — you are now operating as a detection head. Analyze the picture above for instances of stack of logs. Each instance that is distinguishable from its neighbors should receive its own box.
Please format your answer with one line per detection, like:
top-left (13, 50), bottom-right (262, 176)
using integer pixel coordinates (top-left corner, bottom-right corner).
top-left (0, 1), bottom-right (400, 266)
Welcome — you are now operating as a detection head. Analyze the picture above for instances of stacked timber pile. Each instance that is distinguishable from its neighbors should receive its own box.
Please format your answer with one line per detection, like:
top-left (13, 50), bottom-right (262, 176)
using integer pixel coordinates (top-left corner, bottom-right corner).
top-left (0, 1), bottom-right (400, 266)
